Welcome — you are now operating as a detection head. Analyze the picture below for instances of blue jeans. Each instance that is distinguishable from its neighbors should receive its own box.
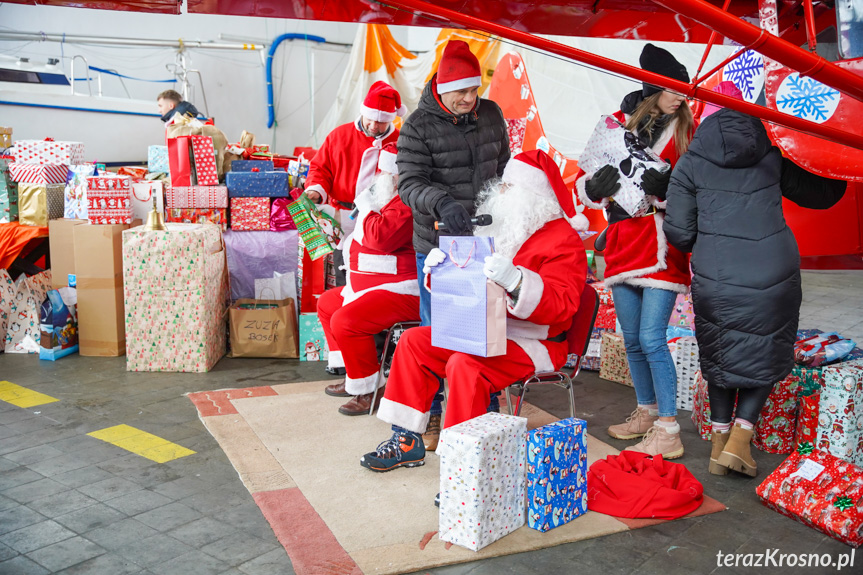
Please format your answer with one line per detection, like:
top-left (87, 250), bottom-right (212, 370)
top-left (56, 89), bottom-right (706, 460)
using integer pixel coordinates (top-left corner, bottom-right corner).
top-left (610, 284), bottom-right (678, 417)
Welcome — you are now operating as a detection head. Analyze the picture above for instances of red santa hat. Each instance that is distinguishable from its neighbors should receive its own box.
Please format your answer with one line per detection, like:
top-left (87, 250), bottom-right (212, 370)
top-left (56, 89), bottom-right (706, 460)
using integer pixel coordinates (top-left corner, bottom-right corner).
top-left (502, 150), bottom-right (590, 232)
top-left (378, 142), bottom-right (398, 175)
top-left (436, 40), bottom-right (482, 94)
top-left (361, 81), bottom-right (406, 123)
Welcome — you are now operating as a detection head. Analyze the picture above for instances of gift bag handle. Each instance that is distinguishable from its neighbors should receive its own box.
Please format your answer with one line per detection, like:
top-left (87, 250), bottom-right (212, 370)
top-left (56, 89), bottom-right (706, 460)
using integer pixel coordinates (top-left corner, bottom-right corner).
top-left (448, 240), bottom-right (476, 269)
top-left (131, 185), bottom-right (153, 203)
top-left (259, 286), bottom-right (277, 301)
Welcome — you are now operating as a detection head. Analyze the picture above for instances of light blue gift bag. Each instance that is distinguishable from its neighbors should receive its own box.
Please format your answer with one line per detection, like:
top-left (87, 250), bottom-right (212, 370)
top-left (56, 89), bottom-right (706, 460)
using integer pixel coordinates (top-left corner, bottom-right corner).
top-left (430, 236), bottom-right (507, 357)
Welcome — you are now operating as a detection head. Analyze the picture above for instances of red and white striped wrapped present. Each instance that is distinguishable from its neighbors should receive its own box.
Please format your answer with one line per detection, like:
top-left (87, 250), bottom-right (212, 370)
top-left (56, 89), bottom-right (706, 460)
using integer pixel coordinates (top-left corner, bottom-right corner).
top-left (190, 135), bottom-right (218, 186)
top-left (13, 140), bottom-right (85, 165)
top-left (165, 185), bottom-right (228, 208)
top-left (87, 175), bottom-right (132, 224)
top-left (8, 163), bottom-right (69, 185)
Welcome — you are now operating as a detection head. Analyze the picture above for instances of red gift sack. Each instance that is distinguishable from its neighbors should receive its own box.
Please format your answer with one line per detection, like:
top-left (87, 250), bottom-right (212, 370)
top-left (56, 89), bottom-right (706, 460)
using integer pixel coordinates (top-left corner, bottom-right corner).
top-left (167, 136), bottom-right (193, 187)
top-left (587, 451), bottom-right (703, 519)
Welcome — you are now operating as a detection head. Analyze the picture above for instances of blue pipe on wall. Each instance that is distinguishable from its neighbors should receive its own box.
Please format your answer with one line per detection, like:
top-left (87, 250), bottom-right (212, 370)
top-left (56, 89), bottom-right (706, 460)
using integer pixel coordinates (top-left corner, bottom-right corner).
top-left (267, 33), bottom-right (327, 129)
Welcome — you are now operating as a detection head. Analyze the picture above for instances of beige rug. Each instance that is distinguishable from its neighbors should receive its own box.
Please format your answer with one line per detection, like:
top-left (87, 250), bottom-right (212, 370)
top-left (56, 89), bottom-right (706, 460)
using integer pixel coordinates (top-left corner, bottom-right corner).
top-left (189, 381), bottom-right (724, 575)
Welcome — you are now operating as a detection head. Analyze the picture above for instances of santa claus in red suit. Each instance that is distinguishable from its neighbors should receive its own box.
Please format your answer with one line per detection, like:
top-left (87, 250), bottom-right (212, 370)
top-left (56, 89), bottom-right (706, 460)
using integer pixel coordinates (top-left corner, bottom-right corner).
top-left (317, 144), bottom-right (421, 416)
top-left (305, 81), bottom-right (404, 286)
top-left (359, 149), bottom-right (589, 473)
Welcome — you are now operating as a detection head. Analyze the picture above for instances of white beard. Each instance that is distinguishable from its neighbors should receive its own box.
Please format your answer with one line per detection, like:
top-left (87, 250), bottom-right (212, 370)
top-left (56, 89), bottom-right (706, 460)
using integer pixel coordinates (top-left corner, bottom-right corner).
top-left (367, 173), bottom-right (398, 211)
top-left (474, 178), bottom-right (564, 259)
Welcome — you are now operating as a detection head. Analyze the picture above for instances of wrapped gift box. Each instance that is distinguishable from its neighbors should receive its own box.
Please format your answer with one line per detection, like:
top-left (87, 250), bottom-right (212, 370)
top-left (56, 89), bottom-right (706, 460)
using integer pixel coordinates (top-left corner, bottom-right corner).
top-left (225, 171), bottom-right (290, 197)
top-left (165, 185), bottom-right (228, 208)
top-left (13, 140), bottom-right (84, 165)
top-left (594, 303), bottom-right (616, 330)
top-left (818, 360), bottom-right (863, 466)
top-left (580, 327), bottom-right (613, 371)
top-left (599, 331), bottom-right (633, 386)
top-left (18, 183), bottom-right (64, 227)
top-left (123, 223), bottom-right (227, 372)
top-left (299, 312), bottom-right (328, 361)
top-left (230, 160), bottom-right (275, 172)
top-left (691, 371), bottom-right (713, 440)
top-left (231, 197), bottom-right (271, 231)
top-left (591, 281), bottom-right (613, 307)
top-left (166, 207), bottom-right (227, 230)
top-left (670, 336), bottom-right (699, 410)
top-left (87, 175), bottom-right (132, 225)
top-left (756, 444), bottom-right (863, 547)
top-left (0, 127), bottom-right (10, 148)
top-left (190, 135), bottom-right (219, 186)
top-left (669, 292), bottom-right (696, 333)
top-left (64, 164), bottom-right (96, 219)
top-left (1, 156), bottom-right (19, 223)
top-left (4, 270), bottom-right (52, 353)
top-left (526, 418), bottom-right (588, 532)
top-left (438, 412), bottom-right (527, 551)
top-left (148, 145), bottom-right (170, 174)
top-left (9, 163), bottom-right (69, 185)
top-left (753, 375), bottom-right (800, 454)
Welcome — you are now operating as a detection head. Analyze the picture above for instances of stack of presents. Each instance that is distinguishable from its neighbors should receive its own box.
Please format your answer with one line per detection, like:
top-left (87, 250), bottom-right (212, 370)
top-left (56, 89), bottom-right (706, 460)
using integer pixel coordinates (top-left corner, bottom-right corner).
top-left (0, 125), bottom-right (342, 370)
top-left (586, 280), bottom-right (863, 547)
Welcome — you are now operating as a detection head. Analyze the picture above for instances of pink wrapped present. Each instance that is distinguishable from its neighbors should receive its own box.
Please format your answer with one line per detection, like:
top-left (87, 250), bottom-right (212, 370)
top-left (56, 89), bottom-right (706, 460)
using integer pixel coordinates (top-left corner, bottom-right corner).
top-left (231, 197), bottom-right (270, 231)
top-left (669, 292), bottom-right (695, 332)
top-left (165, 185), bottom-right (228, 208)
top-left (9, 163), bottom-right (69, 185)
top-left (87, 175), bottom-right (132, 225)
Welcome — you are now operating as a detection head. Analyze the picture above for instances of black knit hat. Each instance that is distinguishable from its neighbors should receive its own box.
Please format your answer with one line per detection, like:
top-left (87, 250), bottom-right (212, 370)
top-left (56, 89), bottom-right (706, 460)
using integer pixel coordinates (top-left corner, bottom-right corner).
top-left (640, 43), bottom-right (689, 97)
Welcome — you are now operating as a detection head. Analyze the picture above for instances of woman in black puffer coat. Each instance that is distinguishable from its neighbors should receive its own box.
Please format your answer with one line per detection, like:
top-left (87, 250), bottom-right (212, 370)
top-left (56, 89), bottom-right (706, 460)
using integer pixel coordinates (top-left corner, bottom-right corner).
top-left (664, 107), bottom-right (846, 478)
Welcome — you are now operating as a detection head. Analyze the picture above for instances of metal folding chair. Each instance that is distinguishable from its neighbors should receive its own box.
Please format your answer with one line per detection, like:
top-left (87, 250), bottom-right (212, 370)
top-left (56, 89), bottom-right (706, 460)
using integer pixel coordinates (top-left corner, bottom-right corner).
top-left (504, 284), bottom-right (599, 418)
top-left (368, 320), bottom-right (421, 415)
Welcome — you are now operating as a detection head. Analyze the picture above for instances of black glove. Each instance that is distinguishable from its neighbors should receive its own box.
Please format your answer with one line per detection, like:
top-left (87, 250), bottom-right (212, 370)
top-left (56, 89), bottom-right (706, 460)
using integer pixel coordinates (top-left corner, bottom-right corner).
top-left (437, 197), bottom-right (472, 235)
top-left (585, 165), bottom-right (620, 202)
top-left (641, 168), bottom-right (671, 201)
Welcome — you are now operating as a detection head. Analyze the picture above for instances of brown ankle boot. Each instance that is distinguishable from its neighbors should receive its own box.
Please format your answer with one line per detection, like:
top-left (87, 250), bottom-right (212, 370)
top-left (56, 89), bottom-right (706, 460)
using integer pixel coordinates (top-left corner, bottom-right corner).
top-left (423, 414), bottom-right (441, 451)
top-left (708, 430), bottom-right (731, 475)
top-left (717, 423), bottom-right (757, 477)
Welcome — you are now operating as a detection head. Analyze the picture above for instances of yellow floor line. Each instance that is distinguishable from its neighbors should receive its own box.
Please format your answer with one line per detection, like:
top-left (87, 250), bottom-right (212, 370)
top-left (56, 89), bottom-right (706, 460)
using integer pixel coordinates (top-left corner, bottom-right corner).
top-left (0, 381), bottom-right (59, 408)
top-left (88, 424), bottom-right (195, 463)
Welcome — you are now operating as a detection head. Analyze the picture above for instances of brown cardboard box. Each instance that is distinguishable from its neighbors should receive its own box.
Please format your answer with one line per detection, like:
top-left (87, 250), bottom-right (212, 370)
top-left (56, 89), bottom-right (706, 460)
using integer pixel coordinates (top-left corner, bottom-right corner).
top-left (74, 221), bottom-right (139, 356)
top-left (48, 218), bottom-right (87, 288)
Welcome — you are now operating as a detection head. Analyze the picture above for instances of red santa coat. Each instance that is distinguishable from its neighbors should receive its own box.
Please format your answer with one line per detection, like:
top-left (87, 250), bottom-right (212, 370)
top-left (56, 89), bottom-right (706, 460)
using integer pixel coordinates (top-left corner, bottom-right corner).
top-left (305, 118), bottom-right (399, 209)
top-left (377, 217), bottom-right (588, 433)
top-left (576, 110), bottom-right (692, 292)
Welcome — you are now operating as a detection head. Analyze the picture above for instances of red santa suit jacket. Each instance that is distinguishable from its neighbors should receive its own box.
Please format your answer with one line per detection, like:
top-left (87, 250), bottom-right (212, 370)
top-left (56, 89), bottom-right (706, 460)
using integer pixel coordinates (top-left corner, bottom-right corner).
top-left (340, 190), bottom-right (419, 305)
top-left (305, 118), bottom-right (400, 209)
top-left (505, 218), bottom-right (588, 373)
top-left (575, 110), bottom-right (692, 293)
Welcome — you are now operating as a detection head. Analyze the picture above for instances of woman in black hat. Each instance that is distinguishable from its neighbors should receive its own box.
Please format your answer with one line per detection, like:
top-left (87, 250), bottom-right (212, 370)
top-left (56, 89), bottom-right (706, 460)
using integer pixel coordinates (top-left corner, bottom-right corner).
top-left (575, 43), bottom-right (696, 459)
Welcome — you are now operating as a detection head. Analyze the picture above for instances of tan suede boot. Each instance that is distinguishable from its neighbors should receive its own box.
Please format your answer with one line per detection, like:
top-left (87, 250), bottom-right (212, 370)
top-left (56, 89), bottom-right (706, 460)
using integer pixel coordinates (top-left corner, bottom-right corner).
top-left (608, 407), bottom-right (658, 440)
top-left (423, 414), bottom-right (441, 451)
top-left (624, 422), bottom-right (684, 459)
top-left (717, 423), bottom-right (757, 477)
top-left (708, 430), bottom-right (731, 475)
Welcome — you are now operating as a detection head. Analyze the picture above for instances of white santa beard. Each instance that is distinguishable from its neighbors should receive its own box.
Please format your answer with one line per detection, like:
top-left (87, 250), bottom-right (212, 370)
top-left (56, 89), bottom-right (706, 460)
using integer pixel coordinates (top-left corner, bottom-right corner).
top-left (368, 174), bottom-right (398, 211)
top-left (475, 181), bottom-right (563, 259)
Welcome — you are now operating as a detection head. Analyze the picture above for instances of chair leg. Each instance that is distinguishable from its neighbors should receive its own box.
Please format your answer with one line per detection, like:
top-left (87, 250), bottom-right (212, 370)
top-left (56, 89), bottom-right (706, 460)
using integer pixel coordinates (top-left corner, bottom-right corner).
top-left (504, 388), bottom-right (513, 416)
top-left (369, 328), bottom-right (395, 416)
top-left (565, 376), bottom-right (576, 419)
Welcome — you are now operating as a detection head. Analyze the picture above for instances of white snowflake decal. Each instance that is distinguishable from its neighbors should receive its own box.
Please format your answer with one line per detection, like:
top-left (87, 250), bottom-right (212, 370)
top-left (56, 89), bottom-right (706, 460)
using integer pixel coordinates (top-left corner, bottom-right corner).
top-left (776, 73), bottom-right (840, 123)
top-left (723, 49), bottom-right (764, 102)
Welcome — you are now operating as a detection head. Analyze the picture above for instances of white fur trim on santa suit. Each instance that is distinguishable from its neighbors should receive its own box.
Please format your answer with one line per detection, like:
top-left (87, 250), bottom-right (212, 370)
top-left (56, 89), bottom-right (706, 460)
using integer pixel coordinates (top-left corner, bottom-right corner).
top-left (647, 196), bottom-right (668, 210)
top-left (341, 278), bottom-right (420, 306)
top-left (378, 150), bottom-right (398, 175)
top-left (344, 372), bottom-right (383, 396)
top-left (327, 350), bottom-right (344, 369)
top-left (360, 104), bottom-right (402, 123)
top-left (306, 183), bottom-right (327, 204)
top-left (358, 253), bottom-right (398, 275)
top-left (436, 76), bottom-right (483, 94)
top-left (506, 318), bottom-right (549, 340)
top-left (377, 397), bottom-right (429, 434)
top-left (503, 158), bottom-right (554, 199)
top-left (508, 266), bottom-right (543, 319)
top-left (353, 118), bottom-right (396, 198)
top-left (602, 213), bottom-right (685, 293)
top-left (575, 174), bottom-right (609, 210)
top-left (509, 337), bottom-right (555, 373)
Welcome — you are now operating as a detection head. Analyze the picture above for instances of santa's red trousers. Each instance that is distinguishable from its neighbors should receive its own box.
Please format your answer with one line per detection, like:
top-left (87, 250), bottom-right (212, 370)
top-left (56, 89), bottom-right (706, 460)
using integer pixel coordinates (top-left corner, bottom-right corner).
top-left (381, 326), bottom-right (538, 432)
top-left (317, 287), bottom-right (420, 395)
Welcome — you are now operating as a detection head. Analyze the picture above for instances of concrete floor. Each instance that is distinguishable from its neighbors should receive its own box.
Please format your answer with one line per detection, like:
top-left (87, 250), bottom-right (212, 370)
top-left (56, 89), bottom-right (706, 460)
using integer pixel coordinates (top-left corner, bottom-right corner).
top-left (1, 270), bottom-right (862, 575)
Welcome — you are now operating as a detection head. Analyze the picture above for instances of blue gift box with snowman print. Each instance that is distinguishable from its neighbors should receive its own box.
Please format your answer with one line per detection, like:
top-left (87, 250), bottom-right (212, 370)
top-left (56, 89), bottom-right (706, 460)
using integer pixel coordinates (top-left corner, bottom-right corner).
top-left (526, 417), bottom-right (588, 532)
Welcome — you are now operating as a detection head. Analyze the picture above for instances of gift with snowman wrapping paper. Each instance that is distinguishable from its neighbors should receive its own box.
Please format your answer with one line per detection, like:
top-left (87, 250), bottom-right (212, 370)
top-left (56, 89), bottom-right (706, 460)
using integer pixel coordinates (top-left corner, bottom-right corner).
top-left (437, 412), bottom-right (527, 551)
top-left (526, 418), bottom-right (588, 532)
top-left (816, 360), bottom-right (863, 467)
top-left (756, 442), bottom-right (863, 547)
top-left (86, 174), bottom-right (132, 224)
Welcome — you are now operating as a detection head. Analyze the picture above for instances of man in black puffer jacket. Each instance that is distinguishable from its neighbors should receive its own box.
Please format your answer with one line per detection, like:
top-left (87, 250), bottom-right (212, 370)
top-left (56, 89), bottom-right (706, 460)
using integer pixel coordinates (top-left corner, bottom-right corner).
top-left (664, 106), bottom-right (845, 478)
top-left (397, 39), bottom-right (510, 326)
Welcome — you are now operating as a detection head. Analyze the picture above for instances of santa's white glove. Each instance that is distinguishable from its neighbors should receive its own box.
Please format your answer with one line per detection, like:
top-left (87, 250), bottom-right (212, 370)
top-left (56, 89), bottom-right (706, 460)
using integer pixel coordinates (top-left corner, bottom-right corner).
top-left (483, 253), bottom-right (522, 292)
top-left (422, 248), bottom-right (447, 292)
top-left (353, 189), bottom-right (373, 215)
